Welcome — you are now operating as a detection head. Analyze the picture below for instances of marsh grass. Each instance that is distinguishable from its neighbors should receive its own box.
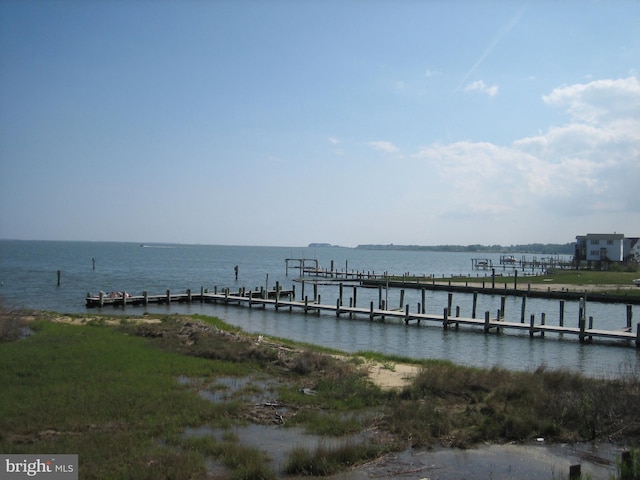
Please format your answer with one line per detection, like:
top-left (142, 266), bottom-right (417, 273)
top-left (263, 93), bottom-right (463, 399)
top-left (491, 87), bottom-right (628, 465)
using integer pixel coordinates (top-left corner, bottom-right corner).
top-left (0, 319), bottom-right (262, 479)
top-left (2, 311), bottom-right (639, 479)
top-left (383, 360), bottom-right (640, 448)
top-left (284, 441), bottom-right (385, 476)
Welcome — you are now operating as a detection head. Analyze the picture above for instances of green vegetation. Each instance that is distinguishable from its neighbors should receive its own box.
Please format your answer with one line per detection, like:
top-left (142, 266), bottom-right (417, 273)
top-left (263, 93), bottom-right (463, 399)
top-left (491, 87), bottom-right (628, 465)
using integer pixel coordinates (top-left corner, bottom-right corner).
top-left (441, 269), bottom-right (640, 298)
top-left (1, 308), bottom-right (639, 479)
top-left (523, 270), bottom-right (638, 286)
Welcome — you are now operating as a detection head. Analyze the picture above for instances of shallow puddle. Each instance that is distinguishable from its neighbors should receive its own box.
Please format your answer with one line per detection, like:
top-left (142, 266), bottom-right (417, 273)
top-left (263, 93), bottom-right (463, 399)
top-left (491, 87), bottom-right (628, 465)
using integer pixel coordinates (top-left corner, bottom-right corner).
top-left (185, 423), bottom-right (373, 474)
top-left (337, 441), bottom-right (623, 480)
top-left (180, 374), bottom-right (627, 479)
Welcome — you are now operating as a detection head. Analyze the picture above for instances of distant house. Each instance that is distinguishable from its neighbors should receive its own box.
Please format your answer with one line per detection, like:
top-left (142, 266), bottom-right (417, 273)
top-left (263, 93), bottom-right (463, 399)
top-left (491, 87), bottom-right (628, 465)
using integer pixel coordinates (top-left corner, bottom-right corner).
top-left (627, 237), bottom-right (640, 262)
top-left (575, 233), bottom-right (623, 262)
top-left (574, 233), bottom-right (639, 265)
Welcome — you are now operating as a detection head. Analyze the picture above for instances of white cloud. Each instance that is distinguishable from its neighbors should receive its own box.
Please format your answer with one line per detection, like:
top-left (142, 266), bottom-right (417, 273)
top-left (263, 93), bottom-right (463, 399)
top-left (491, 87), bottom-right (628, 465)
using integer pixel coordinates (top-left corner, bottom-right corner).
top-left (367, 141), bottom-right (400, 153)
top-left (542, 77), bottom-right (640, 126)
top-left (328, 137), bottom-right (340, 144)
top-left (412, 77), bottom-right (640, 223)
top-left (464, 80), bottom-right (499, 97)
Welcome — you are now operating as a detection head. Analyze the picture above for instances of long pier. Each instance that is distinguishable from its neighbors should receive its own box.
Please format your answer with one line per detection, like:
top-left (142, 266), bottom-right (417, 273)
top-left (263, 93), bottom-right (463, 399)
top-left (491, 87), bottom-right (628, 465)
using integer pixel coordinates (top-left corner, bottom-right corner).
top-left (86, 285), bottom-right (640, 348)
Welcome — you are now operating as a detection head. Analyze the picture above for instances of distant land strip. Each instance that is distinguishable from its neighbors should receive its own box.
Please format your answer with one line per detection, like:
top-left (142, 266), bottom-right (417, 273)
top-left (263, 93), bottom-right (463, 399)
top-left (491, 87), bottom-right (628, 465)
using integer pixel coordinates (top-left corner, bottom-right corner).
top-left (307, 243), bottom-right (576, 255)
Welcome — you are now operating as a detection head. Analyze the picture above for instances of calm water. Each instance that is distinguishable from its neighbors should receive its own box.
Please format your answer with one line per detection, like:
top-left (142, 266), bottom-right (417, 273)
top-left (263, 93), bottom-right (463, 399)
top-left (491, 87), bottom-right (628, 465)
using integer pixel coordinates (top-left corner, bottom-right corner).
top-left (1, 240), bottom-right (638, 377)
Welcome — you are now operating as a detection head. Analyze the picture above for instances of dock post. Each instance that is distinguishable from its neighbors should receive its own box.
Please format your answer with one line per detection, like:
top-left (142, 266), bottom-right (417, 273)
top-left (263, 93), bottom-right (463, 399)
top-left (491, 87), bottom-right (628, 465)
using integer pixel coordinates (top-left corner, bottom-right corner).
top-left (369, 301), bottom-right (374, 321)
top-left (421, 289), bottom-right (426, 314)
top-left (166, 289), bottom-right (171, 304)
top-left (248, 290), bottom-right (253, 308)
top-left (404, 304), bottom-right (410, 325)
top-left (529, 314), bottom-right (535, 337)
top-left (514, 269), bottom-right (518, 290)
top-left (636, 323), bottom-right (640, 348)
top-left (569, 464), bottom-right (581, 480)
top-left (99, 291), bottom-right (104, 308)
top-left (579, 317), bottom-right (586, 343)
top-left (339, 283), bottom-right (343, 307)
top-left (541, 313), bottom-right (545, 337)
top-left (399, 289), bottom-right (405, 310)
top-left (187, 289), bottom-right (192, 303)
top-left (472, 291), bottom-right (477, 318)
top-left (627, 305), bottom-right (632, 330)
top-left (500, 296), bottom-right (506, 319)
top-left (57, 270), bottom-right (61, 286)
top-left (353, 286), bottom-right (357, 308)
top-left (313, 283), bottom-right (318, 302)
top-left (301, 281), bottom-right (305, 302)
top-left (304, 296), bottom-right (308, 314)
top-left (588, 316), bottom-right (594, 342)
top-left (520, 296), bottom-right (527, 323)
top-left (447, 293), bottom-right (453, 316)
top-left (122, 292), bottom-right (127, 307)
top-left (200, 286), bottom-right (204, 303)
top-left (559, 300), bottom-right (565, 327)
top-left (378, 286), bottom-right (383, 309)
top-left (336, 298), bottom-right (341, 317)
top-left (143, 291), bottom-right (148, 306)
top-left (443, 307), bottom-right (449, 329)
top-left (484, 311), bottom-right (490, 333)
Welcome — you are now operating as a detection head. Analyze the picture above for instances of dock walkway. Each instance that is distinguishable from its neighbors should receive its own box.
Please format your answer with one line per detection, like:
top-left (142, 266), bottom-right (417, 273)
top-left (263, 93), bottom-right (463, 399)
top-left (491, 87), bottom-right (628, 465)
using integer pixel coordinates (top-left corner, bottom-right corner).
top-left (86, 287), bottom-right (640, 348)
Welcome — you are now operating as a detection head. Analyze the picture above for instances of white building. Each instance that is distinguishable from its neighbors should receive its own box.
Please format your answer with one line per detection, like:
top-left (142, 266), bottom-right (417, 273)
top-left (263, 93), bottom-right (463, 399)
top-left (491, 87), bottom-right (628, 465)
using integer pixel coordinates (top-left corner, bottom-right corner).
top-left (575, 233), bottom-right (625, 262)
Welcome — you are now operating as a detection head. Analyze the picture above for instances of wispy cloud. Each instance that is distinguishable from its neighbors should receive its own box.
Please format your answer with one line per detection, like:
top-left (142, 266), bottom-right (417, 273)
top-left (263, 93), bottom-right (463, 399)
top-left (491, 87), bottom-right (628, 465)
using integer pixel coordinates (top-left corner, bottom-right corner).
top-left (328, 137), bottom-right (340, 144)
top-left (464, 80), bottom-right (499, 97)
top-left (453, 6), bottom-right (525, 94)
top-left (367, 141), bottom-right (400, 153)
top-left (414, 77), bottom-right (640, 221)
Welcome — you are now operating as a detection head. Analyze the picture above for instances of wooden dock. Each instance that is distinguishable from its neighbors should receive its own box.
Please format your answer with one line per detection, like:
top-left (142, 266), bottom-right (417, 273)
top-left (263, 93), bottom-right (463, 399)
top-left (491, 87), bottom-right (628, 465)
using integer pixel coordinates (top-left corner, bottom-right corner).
top-left (85, 285), bottom-right (640, 348)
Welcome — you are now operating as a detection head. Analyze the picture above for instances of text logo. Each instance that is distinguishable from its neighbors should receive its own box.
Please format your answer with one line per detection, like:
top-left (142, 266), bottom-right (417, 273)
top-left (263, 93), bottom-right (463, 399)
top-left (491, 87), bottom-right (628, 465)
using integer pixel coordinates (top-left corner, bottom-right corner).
top-left (1, 455), bottom-right (77, 479)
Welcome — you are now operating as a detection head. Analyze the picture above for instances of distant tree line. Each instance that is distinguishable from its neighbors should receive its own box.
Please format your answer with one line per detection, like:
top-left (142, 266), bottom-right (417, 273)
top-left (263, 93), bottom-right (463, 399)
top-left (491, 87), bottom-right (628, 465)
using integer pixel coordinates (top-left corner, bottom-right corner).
top-left (356, 243), bottom-right (575, 255)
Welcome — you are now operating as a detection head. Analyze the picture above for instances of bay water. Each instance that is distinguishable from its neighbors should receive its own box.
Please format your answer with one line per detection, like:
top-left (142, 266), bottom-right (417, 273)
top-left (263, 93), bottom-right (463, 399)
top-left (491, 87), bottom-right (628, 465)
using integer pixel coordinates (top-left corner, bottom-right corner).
top-left (1, 240), bottom-right (638, 378)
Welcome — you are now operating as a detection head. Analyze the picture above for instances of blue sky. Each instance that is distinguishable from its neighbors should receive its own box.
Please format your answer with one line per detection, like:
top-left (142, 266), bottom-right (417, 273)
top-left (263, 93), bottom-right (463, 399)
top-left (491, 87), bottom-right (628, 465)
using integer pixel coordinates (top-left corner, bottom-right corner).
top-left (1, 1), bottom-right (639, 247)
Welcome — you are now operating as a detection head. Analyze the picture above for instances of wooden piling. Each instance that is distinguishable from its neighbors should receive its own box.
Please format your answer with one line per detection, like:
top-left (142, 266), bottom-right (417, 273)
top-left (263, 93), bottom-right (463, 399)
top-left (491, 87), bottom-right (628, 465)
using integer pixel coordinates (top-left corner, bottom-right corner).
top-left (569, 464), bottom-right (581, 480)
top-left (529, 314), bottom-right (535, 337)
top-left (166, 289), bottom-right (171, 304)
top-left (57, 270), bottom-right (61, 286)
top-left (500, 296), bottom-right (506, 319)
top-left (520, 296), bottom-right (527, 323)
top-left (627, 305), bottom-right (633, 330)
top-left (559, 300), bottom-right (565, 327)
top-left (421, 289), bottom-right (426, 314)
top-left (472, 291), bottom-right (478, 318)
top-left (484, 311), bottom-right (490, 333)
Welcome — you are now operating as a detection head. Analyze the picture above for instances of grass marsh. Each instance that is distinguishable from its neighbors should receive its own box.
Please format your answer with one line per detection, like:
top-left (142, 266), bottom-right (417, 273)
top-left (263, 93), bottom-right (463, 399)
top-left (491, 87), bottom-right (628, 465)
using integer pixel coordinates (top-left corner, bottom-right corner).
top-left (1, 309), bottom-right (639, 479)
